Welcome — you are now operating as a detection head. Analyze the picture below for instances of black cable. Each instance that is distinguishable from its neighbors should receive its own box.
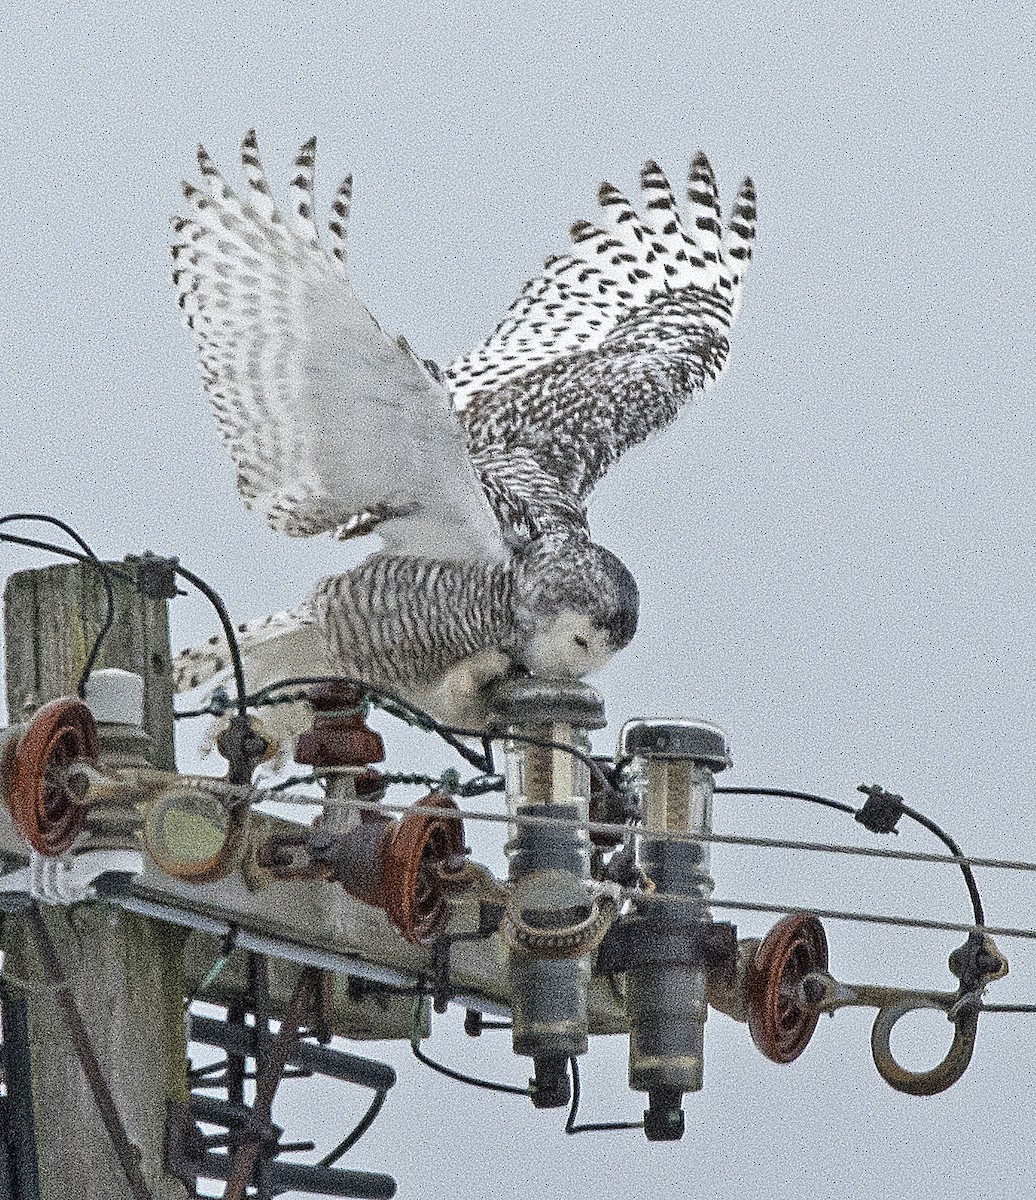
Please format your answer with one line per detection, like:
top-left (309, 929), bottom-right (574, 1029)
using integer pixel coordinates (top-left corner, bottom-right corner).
top-left (316, 1087), bottom-right (388, 1166)
top-left (715, 784), bottom-right (857, 816)
top-left (249, 675), bottom-right (493, 772)
top-left (246, 675), bottom-right (625, 800)
top-left (409, 1038), bottom-right (532, 1096)
top-left (172, 563), bottom-right (248, 718)
top-left (0, 529), bottom-right (134, 583)
top-left (718, 782), bottom-right (985, 929)
top-left (0, 515), bottom-right (120, 697)
top-left (409, 993), bottom-right (531, 1096)
top-left (900, 803), bottom-right (984, 928)
top-left (564, 1058), bottom-right (643, 1135)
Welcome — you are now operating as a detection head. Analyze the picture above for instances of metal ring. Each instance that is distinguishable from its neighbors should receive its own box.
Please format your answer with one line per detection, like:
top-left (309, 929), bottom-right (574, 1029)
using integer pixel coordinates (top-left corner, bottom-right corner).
top-left (500, 893), bottom-right (614, 959)
top-left (2, 697), bottom-right (98, 856)
top-left (746, 913), bottom-right (828, 1063)
top-left (142, 785), bottom-right (246, 883)
top-left (382, 793), bottom-right (465, 945)
top-left (870, 999), bottom-right (978, 1095)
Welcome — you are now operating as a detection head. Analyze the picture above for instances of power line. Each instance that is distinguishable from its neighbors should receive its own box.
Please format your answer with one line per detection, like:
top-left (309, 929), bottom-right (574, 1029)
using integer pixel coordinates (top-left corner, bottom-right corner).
top-left (252, 789), bottom-right (1036, 945)
top-left (706, 897), bottom-right (1036, 944)
top-left (259, 788), bottom-right (1036, 882)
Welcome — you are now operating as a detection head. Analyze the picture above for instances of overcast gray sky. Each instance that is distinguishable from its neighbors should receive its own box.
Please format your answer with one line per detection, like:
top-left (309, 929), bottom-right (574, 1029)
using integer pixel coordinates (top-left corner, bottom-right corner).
top-left (3, 2), bottom-right (1035, 1197)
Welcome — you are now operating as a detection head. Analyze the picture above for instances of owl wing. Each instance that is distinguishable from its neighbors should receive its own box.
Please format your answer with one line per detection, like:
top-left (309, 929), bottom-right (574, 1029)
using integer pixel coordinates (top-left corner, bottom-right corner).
top-left (448, 157), bottom-right (756, 538)
top-left (171, 132), bottom-right (506, 563)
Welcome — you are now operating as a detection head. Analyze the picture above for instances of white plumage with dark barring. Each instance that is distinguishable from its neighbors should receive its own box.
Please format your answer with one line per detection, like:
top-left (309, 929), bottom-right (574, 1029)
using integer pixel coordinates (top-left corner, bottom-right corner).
top-left (169, 131), bottom-right (756, 737)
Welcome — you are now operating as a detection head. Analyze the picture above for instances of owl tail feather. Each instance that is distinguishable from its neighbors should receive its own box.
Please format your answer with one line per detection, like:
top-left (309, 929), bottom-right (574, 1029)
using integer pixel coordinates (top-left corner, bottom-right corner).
top-left (172, 604), bottom-right (327, 695)
top-left (174, 603), bottom-right (334, 770)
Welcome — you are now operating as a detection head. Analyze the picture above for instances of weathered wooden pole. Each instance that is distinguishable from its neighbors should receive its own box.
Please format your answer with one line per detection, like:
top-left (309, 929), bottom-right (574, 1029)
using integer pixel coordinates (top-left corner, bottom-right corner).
top-left (1, 560), bottom-right (191, 1200)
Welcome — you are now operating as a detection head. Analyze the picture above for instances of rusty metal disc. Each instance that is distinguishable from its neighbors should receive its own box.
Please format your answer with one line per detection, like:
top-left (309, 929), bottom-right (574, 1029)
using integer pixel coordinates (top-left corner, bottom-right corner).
top-left (381, 793), bottom-right (465, 946)
top-left (3, 697), bottom-right (99, 856)
top-left (746, 913), bottom-right (828, 1064)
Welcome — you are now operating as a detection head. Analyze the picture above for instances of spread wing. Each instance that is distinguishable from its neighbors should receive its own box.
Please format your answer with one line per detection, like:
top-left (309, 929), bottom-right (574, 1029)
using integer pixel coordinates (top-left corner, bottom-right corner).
top-left (171, 132), bottom-right (506, 562)
top-left (448, 156), bottom-right (756, 537)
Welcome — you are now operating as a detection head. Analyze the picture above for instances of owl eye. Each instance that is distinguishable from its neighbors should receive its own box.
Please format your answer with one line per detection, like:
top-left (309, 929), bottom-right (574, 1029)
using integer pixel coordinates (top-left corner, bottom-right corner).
top-left (574, 635), bottom-right (589, 650)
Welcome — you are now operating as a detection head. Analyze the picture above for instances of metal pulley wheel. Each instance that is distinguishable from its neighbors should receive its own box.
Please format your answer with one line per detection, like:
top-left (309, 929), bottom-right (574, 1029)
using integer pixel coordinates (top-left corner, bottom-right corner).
top-left (746, 914), bottom-right (828, 1064)
top-left (1, 696), bottom-right (99, 856)
top-left (381, 792), bottom-right (465, 946)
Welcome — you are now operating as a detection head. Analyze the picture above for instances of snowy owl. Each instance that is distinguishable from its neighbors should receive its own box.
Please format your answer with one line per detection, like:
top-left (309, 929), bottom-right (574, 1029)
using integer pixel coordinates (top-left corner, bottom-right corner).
top-left (170, 132), bottom-right (756, 730)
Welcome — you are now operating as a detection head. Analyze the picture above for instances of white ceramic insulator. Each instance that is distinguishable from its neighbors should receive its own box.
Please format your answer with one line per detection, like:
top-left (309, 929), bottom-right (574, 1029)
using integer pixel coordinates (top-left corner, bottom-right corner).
top-left (84, 669), bottom-right (144, 727)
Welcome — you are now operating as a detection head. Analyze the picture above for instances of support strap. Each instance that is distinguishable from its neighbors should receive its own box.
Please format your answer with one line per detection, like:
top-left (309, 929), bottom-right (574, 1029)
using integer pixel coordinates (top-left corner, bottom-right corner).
top-left (222, 966), bottom-right (319, 1200)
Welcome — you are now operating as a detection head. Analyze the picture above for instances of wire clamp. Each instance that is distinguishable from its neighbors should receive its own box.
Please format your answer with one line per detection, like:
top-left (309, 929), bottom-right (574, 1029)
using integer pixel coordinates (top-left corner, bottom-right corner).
top-left (854, 783), bottom-right (905, 834)
top-left (133, 553), bottom-right (181, 601)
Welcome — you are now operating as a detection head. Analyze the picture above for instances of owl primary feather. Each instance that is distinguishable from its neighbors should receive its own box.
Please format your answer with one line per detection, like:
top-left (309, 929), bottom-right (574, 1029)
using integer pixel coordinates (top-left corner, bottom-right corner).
top-left (170, 132), bottom-right (756, 733)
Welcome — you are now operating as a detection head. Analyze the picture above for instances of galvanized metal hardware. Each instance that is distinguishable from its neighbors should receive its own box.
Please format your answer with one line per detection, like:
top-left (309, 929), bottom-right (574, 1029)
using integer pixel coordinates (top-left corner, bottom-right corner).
top-left (617, 717), bottom-right (732, 772)
top-left (495, 676), bottom-right (605, 1109)
top-left (260, 791), bottom-right (466, 946)
top-left (215, 713), bottom-right (279, 786)
top-left (708, 914), bottom-right (1009, 1096)
top-left (172, 956), bottom-right (398, 1198)
top-left (500, 871), bottom-right (619, 959)
top-left (613, 718), bottom-right (731, 1141)
top-left (799, 931), bottom-right (1008, 1095)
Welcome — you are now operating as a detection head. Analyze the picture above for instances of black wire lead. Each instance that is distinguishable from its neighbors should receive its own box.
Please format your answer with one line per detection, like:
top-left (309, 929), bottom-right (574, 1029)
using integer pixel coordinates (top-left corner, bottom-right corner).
top-left (565, 1057), bottom-right (643, 1135)
top-left (171, 563), bottom-right (249, 718)
top-left (316, 1087), bottom-right (389, 1166)
top-left (715, 784), bottom-right (857, 816)
top-left (0, 515), bottom-right (120, 697)
top-left (408, 994), bottom-right (531, 1097)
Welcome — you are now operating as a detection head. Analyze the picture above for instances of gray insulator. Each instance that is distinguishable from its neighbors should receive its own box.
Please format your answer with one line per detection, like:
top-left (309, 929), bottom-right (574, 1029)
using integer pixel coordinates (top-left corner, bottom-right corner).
top-left (491, 676), bottom-right (607, 730)
top-left (617, 718), bottom-right (731, 771)
top-left (500, 676), bottom-right (601, 1109)
top-left (619, 724), bottom-right (727, 1140)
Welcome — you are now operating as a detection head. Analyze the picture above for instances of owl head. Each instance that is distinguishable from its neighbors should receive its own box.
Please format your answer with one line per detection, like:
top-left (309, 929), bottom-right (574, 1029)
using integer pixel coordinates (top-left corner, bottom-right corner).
top-left (511, 534), bottom-right (639, 678)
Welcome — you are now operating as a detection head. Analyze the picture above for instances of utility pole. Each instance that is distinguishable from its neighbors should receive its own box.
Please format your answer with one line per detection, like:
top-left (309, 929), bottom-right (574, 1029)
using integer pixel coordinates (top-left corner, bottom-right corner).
top-left (2, 561), bottom-right (191, 1200)
top-left (1, 553), bottom-right (1003, 1199)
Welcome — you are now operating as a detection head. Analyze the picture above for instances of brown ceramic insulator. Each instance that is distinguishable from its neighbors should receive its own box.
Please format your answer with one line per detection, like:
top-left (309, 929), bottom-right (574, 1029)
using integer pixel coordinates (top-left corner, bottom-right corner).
top-left (381, 793), bottom-right (465, 946)
top-left (3, 697), bottom-right (99, 856)
top-left (295, 681), bottom-right (385, 768)
top-left (354, 770), bottom-right (386, 798)
top-left (746, 913), bottom-right (829, 1064)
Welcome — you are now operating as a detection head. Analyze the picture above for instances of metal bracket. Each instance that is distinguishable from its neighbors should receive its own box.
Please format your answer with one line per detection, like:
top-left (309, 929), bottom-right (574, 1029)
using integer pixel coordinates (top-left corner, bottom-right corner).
top-left (800, 932), bottom-right (1009, 1095)
top-left (596, 916), bottom-right (738, 978)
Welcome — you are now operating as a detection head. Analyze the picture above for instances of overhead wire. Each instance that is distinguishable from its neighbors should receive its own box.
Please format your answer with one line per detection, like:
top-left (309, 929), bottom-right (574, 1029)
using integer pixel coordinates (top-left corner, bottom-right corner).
top-left (259, 790), bottom-right (1036, 884)
top-left (0, 515), bottom-right (121, 697)
top-left (315, 1087), bottom-right (389, 1167)
top-left (1, 514), bottom-right (249, 718)
top-left (170, 562), bottom-right (249, 718)
top-left (250, 790), bottom-right (1036, 943)
top-left (719, 785), bottom-right (985, 927)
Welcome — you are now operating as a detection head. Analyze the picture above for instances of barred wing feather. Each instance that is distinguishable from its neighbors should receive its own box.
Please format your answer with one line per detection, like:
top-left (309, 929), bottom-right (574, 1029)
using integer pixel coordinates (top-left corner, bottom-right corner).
top-left (449, 156), bottom-right (756, 522)
top-left (171, 132), bottom-right (506, 562)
